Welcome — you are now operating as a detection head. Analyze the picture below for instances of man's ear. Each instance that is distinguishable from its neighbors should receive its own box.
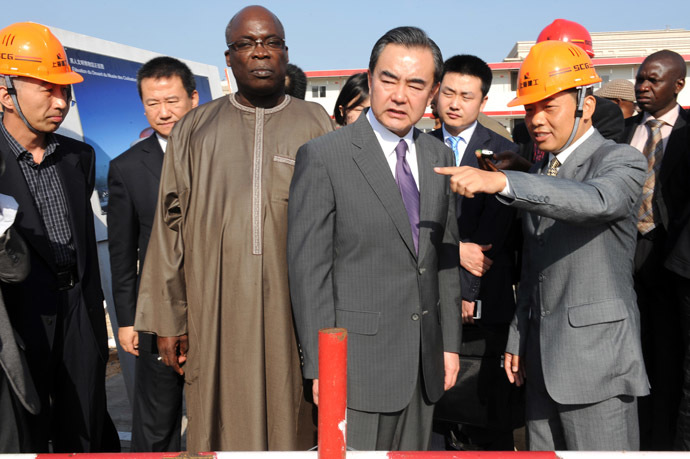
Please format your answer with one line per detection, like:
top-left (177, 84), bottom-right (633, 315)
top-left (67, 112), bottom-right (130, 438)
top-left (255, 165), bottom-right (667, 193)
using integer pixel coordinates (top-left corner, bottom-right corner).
top-left (0, 86), bottom-right (14, 111)
top-left (427, 82), bottom-right (440, 106)
top-left (581, 94), bottom-right (596, 122)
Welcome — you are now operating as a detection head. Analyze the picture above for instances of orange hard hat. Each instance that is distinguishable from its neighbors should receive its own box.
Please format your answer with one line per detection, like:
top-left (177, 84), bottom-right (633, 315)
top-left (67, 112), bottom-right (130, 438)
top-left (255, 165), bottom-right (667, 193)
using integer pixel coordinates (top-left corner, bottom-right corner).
top-left (508, 40), bottom-right (601, 107)
top-left (537, 19), bottom-right (594, 58)
top-left (0, 22), bottom-right (83, 85)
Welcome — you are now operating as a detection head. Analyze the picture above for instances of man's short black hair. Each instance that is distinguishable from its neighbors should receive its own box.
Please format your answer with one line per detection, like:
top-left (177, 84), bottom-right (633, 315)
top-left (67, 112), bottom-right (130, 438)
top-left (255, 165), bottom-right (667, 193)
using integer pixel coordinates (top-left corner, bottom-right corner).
top-left (442, 54), bottom-right (492, 98)
top-left (285, 63), bottom-right (307, 100)
top-left (368, 26), bottom-right (443, 84)
top-left (137, 56), bottom-right (196, 100)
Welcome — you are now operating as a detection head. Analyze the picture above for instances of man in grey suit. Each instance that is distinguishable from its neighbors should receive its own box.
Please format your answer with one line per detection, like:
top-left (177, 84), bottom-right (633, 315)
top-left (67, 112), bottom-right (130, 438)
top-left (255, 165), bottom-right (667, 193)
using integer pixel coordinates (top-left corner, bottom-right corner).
top-left (437, 40), bottom-right (650, 450)
top-left (288, 26), bottom-right (462, 451)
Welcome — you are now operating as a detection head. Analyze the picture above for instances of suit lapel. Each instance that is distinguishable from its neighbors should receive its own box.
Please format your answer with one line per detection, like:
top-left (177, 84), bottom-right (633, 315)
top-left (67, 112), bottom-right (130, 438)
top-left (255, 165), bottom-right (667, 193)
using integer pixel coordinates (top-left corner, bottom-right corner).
top-left (536, 132), bottom-right (603, 235)
top-left (351, 117), bottom-right (417, 259)
top-left (658, 108), bottom-right (687, 186)
top-left (56, 145), bottom-right (88, 278)
top-left (461, 124), bottom-right (488, 168)
top-left (140, 134), bottom-right (165, 181)
top-left (415, 131), bottom-right (442, 263)
top-left (0, 136), bottom-right (57, 271)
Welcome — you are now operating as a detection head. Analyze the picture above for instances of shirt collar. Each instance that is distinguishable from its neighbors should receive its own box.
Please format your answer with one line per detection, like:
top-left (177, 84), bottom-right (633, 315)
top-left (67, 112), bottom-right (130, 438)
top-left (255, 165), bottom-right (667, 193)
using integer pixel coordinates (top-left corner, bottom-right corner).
top-left (366, 109), bottom-right (415, 156)
top-left (640, 104), bottom-right (681, 128)
top-left (442, 120), bottom-right (477, 145)
top-left (156, 133), bottom-right (168, 153)
top-left (550, 126), bottom-right (595, 166)
top-left (0, 112), bottom-right (59, 161)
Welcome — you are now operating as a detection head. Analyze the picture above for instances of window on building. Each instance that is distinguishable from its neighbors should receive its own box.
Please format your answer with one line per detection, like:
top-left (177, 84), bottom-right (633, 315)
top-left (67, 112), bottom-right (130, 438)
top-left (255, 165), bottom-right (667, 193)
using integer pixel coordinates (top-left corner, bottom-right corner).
top-left (311, 85), bottom-right (327, 98)
top-left (510, 71), bottom-right (518, 92)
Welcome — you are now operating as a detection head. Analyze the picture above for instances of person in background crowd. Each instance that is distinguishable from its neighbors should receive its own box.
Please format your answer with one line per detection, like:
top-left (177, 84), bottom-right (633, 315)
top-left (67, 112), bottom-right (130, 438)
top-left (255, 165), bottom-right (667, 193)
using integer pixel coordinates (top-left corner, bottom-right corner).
top-left (437, 40), bottom-right (649, 451)
top-left (134, 6), bottom-right (333, 452)
top-left (285, 63), bottom-right (307, 100)
top-left (430, 54), bottom-right (520, 451)
top-left (623, 49), bottom-right (689, 451)
top-left (0, 22), bottom-right (119, 452)
top-left (596, 79), bottom-right (637, 119)
top-left (108, 56), bottom-right (198, 452)
top-left (333, 72), bottom-right (370, 126)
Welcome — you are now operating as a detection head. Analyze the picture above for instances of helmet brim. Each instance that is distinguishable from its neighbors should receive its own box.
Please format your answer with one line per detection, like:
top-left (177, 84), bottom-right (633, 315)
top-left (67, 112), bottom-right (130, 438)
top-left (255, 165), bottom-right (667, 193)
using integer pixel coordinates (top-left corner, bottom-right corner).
top-left (42, 71), bottom-right (84, 85)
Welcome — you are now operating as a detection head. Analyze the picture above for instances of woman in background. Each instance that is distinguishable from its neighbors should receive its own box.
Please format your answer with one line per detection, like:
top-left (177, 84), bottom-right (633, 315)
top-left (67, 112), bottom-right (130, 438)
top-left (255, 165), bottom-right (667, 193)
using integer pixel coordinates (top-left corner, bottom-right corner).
top-left (333, 72), bottom-right (370, 127)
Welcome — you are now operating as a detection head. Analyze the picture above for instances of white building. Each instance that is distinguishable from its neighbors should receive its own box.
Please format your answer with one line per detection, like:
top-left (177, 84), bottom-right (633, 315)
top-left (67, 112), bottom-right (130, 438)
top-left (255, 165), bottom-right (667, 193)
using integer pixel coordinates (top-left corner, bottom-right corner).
top-left (302, 28), bottom-right (690, 133)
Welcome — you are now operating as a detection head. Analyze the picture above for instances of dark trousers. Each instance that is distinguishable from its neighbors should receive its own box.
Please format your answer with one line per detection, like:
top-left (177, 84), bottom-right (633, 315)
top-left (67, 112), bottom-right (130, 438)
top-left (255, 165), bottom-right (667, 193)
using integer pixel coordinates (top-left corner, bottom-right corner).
top-left (347, 371), bottom-right (434, 451)
top-left (0, 371), bottom-right (35, 452)
top-left (131, 332), bottom-right (184, 452)
top-left (26, 288), bottom-right (119, 453)
top-left (635, 234), bottom-right (683, 450)
top-left (674, 273), bottom-right (690, 450)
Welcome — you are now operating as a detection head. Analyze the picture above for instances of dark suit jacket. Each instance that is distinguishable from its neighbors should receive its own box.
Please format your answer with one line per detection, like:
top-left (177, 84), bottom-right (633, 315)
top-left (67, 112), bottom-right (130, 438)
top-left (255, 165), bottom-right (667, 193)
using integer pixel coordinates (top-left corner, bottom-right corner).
top-left (107, 134), bottom-right (164, 327)
top-left (0, 133), bottom-right (107, 363)
top-left (624, 107), bottom-right (690, 279)
top-left (431, 124), bottom-right (519, 325)
top-left (515, 95), bottom-right (626, 163)
top-left (288, 113), bottom-right (462, 413)
top-left (0, 228), bottom-right (39, 415)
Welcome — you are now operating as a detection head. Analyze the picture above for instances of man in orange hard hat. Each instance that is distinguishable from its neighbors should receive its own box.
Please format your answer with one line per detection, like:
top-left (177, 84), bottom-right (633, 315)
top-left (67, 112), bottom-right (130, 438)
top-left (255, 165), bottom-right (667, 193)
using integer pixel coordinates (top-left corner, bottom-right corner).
top-left (437, 40), bottom-right (649, 450)
top-left (0, 22), bottom-right (118, 452)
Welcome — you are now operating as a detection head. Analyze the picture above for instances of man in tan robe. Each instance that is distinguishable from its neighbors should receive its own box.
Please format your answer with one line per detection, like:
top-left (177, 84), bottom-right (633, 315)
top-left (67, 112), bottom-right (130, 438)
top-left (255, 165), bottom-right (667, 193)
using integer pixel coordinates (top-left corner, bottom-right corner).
top-left (134, 6), bottom-right (333, 452)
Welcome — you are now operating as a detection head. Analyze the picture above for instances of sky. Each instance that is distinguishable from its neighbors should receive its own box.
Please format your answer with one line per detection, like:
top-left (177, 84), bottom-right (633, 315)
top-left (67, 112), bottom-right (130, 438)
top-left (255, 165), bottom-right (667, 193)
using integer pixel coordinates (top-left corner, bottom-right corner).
top-left (4, 0), bottom-right (690, 78)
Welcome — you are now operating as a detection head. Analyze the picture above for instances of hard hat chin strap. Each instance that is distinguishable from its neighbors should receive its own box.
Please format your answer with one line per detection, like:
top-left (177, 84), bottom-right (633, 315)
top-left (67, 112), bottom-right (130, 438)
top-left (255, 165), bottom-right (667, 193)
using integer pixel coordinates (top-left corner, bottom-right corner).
top-left (4, 76), bottom-right (42, 135)
top-left (554, 87), bottom-right (587, 153)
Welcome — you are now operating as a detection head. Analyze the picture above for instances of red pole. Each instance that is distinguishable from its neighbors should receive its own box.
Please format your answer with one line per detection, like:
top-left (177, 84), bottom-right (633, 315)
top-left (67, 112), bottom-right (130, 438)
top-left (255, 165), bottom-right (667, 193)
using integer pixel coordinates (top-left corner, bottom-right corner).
top-left (318, 327), bottom-right (347, 459)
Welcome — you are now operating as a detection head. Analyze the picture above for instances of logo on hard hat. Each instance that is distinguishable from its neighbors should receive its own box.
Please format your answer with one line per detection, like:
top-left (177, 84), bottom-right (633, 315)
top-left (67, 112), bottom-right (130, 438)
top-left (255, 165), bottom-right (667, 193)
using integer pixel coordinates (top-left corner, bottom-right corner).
top-left (520, 72), bottom-right (539, 89)
top-left (53, 53), bottom-right (67, 68)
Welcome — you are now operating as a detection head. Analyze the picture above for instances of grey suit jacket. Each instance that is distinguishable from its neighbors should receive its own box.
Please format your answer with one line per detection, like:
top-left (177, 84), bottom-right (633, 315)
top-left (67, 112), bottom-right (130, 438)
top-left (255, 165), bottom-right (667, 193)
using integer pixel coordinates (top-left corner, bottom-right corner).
top-left (503, 130), bottom-right (650, 405)
top-left (0, 228), bottom-right (40, 414)
top-left (288, 113), bottom-right (462, 413)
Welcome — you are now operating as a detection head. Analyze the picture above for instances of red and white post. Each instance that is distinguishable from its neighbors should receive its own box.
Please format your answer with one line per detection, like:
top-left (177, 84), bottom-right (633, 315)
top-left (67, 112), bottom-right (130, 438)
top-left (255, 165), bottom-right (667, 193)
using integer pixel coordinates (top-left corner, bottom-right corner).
top-left (318, 328), bottom-right (348, 459)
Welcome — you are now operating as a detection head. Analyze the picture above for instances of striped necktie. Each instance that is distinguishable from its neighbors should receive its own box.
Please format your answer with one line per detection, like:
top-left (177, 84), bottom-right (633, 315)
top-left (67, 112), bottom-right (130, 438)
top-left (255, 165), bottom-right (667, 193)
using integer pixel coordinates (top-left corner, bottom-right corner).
top-left (546, 157), bottom-right (561, 176)
top-left (637, 119), bottom-right (665, 235)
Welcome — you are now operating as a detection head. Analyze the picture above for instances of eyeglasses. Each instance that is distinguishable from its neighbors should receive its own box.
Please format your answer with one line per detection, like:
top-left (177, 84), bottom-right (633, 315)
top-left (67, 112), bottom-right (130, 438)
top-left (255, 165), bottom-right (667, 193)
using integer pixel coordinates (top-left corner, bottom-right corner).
top-left (227, 37), bottom-right (285, 53)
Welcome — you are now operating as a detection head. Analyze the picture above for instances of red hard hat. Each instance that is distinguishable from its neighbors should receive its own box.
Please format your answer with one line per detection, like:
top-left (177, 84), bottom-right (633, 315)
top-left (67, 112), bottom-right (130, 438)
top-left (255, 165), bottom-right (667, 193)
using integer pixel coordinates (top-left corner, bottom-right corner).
top-left (537, 19), bottom-right (594, 58)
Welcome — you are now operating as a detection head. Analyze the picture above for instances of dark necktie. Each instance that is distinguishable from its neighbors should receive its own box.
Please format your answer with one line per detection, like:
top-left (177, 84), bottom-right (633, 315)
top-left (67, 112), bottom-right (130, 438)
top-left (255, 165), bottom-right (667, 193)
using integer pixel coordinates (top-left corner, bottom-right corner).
top-left (395, 139), bottom-right (420, 253)
top-left (638, 119), bottom-right (665, 235)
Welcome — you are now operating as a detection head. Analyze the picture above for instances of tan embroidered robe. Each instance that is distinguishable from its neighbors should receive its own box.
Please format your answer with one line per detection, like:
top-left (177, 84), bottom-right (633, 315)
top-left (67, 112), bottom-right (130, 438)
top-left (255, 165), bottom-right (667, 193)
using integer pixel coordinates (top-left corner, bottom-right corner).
top-left (135, 94), bottom-right (333, 451)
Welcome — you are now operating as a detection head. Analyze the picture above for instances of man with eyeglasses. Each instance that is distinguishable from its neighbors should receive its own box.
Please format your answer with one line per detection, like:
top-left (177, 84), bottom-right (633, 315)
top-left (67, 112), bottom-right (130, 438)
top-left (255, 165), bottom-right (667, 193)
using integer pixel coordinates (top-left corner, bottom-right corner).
top-left (134, 5), bottom-right (333, 452)
top-left (0, 22), bottom-right (119, 452)
top-left (108, 56), bottom-right (198, 452)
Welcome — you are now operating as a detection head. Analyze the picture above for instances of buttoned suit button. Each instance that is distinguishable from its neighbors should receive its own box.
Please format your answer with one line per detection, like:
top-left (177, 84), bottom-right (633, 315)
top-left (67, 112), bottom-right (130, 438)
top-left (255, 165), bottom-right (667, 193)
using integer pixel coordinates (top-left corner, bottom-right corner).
top-left (411, 313), bottom-right (420, 321)
top-left (544, 196), bottom-right (550, 203)
top-left (538, 273), bottom-right (545, 281)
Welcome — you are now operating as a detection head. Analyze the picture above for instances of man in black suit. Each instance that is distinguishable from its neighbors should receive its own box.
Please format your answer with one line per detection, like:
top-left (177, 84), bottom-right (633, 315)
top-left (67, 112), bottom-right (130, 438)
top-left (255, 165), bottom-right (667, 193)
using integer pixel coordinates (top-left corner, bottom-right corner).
top-left (0, 22), bottom-right (118, 452)
top-left (623, 49), bottom-right (688, 450)
top-left (430, 54), bottom-right (520, 450)
top-left (108, 56), bottom-right (198, 452)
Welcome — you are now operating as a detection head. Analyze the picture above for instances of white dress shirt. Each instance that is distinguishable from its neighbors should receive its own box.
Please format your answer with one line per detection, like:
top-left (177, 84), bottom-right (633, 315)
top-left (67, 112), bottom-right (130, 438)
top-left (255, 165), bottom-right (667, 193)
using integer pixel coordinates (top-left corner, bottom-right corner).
top-left (366, 110), bottom-right (420, 190)
top-left (442, 121), bottom-right (478, 166)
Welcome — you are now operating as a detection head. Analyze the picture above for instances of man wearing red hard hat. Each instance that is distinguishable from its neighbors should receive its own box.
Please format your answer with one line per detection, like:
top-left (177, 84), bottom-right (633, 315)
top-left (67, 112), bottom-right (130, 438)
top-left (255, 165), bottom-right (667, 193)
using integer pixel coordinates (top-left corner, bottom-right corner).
top-left (0, 22), bottom-right (118, 453)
